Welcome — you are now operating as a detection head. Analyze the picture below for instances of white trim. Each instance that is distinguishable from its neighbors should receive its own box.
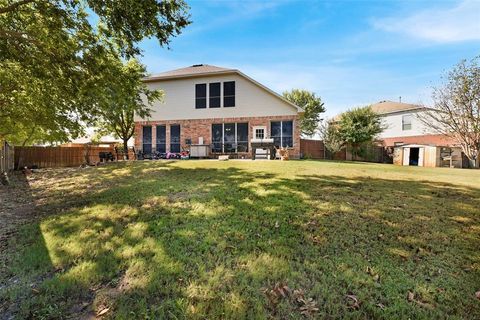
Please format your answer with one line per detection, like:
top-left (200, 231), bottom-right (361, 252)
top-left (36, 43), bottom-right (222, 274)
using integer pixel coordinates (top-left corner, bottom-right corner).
top-left (252, 126), bottom-right (267, 139)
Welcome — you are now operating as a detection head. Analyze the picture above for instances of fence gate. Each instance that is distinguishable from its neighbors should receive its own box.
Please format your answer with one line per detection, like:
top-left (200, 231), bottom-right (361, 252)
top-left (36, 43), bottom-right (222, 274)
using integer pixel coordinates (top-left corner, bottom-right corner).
top-left (0, 141), bottom-right (14, 174)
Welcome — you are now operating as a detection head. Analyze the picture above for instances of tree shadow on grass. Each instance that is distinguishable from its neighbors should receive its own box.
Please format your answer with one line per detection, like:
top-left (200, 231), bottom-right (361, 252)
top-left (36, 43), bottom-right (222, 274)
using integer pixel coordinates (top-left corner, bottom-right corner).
top-left (2, 161), bottom-right (480, 319)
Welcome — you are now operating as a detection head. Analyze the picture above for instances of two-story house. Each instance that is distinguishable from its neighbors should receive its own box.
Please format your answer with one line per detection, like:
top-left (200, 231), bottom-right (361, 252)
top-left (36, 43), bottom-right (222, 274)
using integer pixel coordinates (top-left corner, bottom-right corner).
top-left (372, 100), bottom-right (454, 146)
top-left (371, 100), bottom-right (464, 167)
top-left (134, 64), bottom-right (303, 159)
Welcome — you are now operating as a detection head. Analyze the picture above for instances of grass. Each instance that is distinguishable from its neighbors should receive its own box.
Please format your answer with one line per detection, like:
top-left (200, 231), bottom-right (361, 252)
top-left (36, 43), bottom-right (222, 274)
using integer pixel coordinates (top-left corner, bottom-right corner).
top-left (1, 160), bottom-right (479, 319)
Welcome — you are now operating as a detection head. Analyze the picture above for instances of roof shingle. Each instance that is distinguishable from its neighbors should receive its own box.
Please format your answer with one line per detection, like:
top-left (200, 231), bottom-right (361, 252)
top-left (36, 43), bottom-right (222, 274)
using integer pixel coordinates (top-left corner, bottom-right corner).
top-left (369, 100), bottom-right (422, 115)
top-left (146, 64), bottom-right (235, 81)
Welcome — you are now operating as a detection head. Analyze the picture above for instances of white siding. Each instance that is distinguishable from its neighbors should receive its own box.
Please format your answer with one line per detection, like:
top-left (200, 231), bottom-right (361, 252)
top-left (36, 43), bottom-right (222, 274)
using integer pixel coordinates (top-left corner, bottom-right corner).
top-left (136, 73), bottom-right (298, 121)
top-left (379, 109), bottom-right (437, 139)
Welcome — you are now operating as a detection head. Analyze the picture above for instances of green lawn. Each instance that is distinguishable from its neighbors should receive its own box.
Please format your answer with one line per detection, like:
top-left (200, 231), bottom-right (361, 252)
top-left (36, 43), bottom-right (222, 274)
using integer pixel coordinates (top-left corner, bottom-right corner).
top-left (1, 160), bottom-right (479, 319)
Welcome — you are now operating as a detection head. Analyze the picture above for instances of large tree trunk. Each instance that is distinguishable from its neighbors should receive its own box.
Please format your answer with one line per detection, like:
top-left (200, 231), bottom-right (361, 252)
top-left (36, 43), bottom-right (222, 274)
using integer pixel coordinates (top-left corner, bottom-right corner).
top-left (468, 157), bottom-right (479, 169)
top-left (123, 139), bottom-right (129, 160)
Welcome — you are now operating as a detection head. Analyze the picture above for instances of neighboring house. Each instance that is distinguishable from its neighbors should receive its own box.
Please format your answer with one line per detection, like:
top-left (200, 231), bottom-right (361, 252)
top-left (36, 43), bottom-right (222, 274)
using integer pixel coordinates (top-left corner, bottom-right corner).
top-left (371, 100), bottom-right (464, 168)
top-left (134, 64), bottom-right (303, 158)
top-left (372, 100), bottom-right (455, 147)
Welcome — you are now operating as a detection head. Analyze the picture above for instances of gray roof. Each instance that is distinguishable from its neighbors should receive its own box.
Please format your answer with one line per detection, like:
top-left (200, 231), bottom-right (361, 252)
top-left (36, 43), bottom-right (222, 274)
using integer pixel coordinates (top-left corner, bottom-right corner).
top-left (144, 64), bottom-right (236, 81)
top-left (370, 100), bottom-right (423, 115)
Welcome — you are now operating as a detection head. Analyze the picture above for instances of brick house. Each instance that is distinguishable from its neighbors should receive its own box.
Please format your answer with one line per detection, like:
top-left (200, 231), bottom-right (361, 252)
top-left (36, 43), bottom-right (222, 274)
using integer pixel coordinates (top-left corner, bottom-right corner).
top-left (371, 100), bottom-right (457, 147)
top-left (134, 64), bottom-right (303, 158)
top-left (371, 100), bottom-right (464, 167)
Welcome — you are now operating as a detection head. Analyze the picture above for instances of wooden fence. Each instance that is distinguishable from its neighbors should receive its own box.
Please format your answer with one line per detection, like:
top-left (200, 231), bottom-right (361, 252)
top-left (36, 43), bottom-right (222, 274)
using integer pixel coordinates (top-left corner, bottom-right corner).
top-left (300, 139), bottom-right (326, 159)
top-left (0, 141), bottom-right (14, 174)
top-left (300, 139), bottom-right (391, 163)
top-left (14, 145), bottom-right (119, 169)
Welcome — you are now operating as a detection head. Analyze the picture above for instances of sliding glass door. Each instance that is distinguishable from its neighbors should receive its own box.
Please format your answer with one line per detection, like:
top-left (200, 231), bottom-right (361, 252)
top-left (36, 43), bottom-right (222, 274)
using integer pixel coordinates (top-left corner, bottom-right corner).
top-left (142, 126), bottom-right (152, 154)
top-left (170, 124), bottom-right (181, 153)
top-left (156, 125), bottom-right (166, 153)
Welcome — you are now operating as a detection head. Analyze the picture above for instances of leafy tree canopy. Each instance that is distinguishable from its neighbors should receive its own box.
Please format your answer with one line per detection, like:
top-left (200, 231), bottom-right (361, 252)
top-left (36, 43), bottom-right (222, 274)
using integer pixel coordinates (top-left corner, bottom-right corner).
top-left (0, 0), bottom-right (190, 144)
top-left (283, 89), bottom-right (325, 137)
top-left (93, 54), bottom-right (163, 157)
top-left (420, 56), bottom-right (480, 168)
top-left (319, 120), bottom-right (343, 157)
top-left (337, 106), bottom-right (384, 146)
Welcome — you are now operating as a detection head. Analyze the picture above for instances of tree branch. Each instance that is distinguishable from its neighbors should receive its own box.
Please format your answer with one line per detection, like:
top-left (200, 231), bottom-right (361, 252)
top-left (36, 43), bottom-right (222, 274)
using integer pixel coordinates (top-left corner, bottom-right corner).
top-left (0, 0), bottom-right (36, 14)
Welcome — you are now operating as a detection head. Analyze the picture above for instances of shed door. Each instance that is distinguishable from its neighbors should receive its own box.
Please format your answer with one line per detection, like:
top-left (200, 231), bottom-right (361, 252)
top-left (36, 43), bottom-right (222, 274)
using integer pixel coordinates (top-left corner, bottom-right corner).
top-left (402, 148), bottom-right (410, 166)
top-left (418, 147), bottom-right (424, 167)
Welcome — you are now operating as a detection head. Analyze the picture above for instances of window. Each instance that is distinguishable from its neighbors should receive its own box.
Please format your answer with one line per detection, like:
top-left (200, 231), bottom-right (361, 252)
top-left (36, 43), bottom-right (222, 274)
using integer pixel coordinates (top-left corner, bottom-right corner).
top-left (223, 81), bottom-right (235, 107)
top-left (271, 121), bottom-right (293, 148)
top-left (209, 82), bottom-right (221, 108)
top-left (170, 124), bottom-right (181, 153)
top-left (195, 84), bottom-right (207, 109)
top-left (402, 115), bottom-right (412, 131)
top-left (224, 123), bottom-right (236, 153)
top-left (156, 125), bottom-right (166, 153)
top-left (282, 121), bottom-right (293, 147)
top-left (254, 127), bottom-right (265, 139)
top-left (237, 123), bottom-right (248, 152)
top-left (211, 123), bottom-right (248, 153)
top-left (212, 124), bottom-right (223, 153)
top-left (271, 122), bottom-right (281, 147)
top-left (142, 126), bottom-right (152, 154)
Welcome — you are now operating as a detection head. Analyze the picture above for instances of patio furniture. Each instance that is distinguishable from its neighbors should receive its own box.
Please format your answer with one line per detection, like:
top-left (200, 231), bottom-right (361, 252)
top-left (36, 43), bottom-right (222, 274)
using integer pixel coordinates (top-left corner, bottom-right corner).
top-left (250, 138), bottom-right (275, 160)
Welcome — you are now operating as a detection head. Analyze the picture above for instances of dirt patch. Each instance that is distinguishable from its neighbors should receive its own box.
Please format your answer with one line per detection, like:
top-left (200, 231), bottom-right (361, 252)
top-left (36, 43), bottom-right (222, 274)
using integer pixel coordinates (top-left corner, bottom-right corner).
top-left (0, 172), bottom-right (36, 252)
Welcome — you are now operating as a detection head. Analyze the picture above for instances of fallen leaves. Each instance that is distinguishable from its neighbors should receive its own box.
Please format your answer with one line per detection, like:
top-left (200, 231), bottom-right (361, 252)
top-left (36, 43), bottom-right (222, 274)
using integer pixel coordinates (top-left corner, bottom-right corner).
top-left (261, 283), bottom-right (319, 317)
top-left (294, 289), bottom-right (319, 317)
top-left (97, 307), bottom-right (109, 316)
top-left (476, 291), bottom-right (480, 300)
top-left (366, 266), bottom-right (380, 283)
top-left (407, 291), bottom-right (434, 309)
top-left (261, 282), bottom-right (291, 306)
top-left (345, 294), bottom-right (360, 310)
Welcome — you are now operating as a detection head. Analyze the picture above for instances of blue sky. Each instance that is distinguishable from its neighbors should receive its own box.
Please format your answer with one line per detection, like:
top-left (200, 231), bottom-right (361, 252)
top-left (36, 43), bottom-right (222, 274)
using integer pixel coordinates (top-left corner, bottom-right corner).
top-left (139, 0), bottom-right (480, 117)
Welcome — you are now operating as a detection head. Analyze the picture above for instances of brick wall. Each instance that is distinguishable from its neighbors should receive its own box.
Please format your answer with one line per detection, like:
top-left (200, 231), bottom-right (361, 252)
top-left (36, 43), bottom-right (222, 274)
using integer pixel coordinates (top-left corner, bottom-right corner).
top-left (134, 115), bottom-right (300, 158)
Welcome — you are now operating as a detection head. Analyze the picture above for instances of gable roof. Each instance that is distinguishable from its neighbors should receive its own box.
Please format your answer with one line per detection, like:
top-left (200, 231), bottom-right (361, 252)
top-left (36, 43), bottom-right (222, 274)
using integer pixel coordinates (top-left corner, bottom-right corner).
top-left (370, 100), bottom-right (423, 115)
top-left (143, 64), bottom-right (303, 112)
top-left (146, 64), bottom-right (234, 80)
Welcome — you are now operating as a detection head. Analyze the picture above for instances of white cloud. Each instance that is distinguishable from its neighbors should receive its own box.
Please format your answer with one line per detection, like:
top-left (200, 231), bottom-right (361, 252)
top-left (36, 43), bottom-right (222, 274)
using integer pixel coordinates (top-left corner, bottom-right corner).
top-left (372, 0), bottom-right (480, 43)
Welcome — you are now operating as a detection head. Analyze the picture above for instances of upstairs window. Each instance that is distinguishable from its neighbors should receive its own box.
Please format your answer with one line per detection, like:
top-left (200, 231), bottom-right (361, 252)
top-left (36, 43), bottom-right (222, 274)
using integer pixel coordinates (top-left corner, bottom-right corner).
top-left (195, 84), bottom-right (207, 109)
top-left (209, 82), bottom-right (221, 108)
top-left (402, 115), bottom-right (412, 131)
top-left (224, 81), bottom-right (235, 107)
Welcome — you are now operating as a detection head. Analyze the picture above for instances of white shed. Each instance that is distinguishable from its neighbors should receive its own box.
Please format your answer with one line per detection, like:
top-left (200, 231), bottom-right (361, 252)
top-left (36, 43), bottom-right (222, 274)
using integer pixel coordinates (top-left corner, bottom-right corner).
top-left (393, 144), bottom-right (464, 168)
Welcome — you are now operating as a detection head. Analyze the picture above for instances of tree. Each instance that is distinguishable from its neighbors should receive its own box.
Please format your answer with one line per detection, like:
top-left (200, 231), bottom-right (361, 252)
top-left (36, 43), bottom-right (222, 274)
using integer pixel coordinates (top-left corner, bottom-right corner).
top-left (337, 106), bottom-right (384, 158)
top-left (420, 56), bottom-right (480, 168)
top-left (283, 89), bottom-right (325, 137)
top-left (0, 0), bottom-right (190, 144)
top-left (319, 120), bottom-right (343, 159)
top-left (94, 58), bottom-right (163, 159)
